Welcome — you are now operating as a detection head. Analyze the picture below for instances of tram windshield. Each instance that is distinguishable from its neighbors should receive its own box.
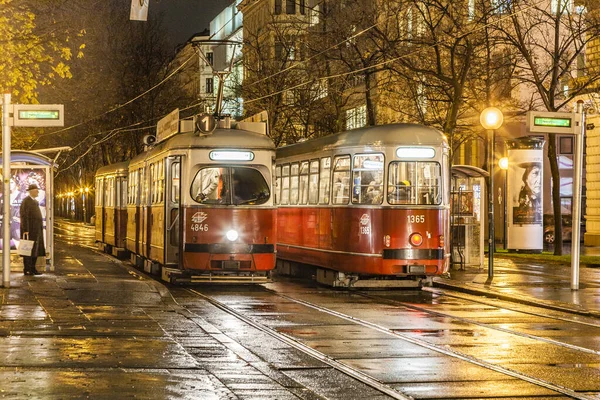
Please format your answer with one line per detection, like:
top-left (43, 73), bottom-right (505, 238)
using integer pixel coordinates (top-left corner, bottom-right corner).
top-left (191, 167), bottom-right (270, 205)
top-left (388, 161), bottom-right (441, 205)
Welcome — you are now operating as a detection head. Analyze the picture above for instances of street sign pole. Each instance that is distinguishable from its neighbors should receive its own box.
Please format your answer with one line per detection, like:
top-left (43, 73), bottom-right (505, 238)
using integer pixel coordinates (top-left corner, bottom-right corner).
top-left (2, 94), bottom-right (12, 288)
top-left (0, 101), bottom-right (64, 287)
top-left (571, 101), bottom-right (585, 290)
top-left (526, 109), bottom-right (584, 290)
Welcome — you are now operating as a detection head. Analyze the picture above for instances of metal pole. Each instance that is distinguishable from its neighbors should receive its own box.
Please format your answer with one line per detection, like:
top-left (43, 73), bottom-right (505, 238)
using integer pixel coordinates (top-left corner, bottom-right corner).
top-left (488, 129), bottom-right (495, 279)
top-left (504, 170), bottom-right (507, 250)
top-left (571, 101), bottom-right (585, 290)
top-left (2, 94), bottom-right (11, 288)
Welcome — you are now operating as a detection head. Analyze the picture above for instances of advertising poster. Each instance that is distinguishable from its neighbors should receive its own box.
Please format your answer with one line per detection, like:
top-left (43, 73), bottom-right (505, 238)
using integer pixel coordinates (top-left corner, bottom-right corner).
top-left (0, 168), bottom-right (47, 251)
top-left (507, 143), bottom-right (544, 251)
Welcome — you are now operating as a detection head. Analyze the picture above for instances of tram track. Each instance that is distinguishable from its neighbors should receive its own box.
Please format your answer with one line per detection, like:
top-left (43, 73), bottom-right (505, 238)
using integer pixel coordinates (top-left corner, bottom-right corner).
top-left (183, 285), bottom-right (595, 399)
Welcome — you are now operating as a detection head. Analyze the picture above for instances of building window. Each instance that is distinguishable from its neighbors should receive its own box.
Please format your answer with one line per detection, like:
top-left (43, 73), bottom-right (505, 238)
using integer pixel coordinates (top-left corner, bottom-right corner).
top-left (286, 0), bottom-right (295, 14)
top-left (206, 52), bottom-right (213, 66)
top-left (206, 77), bottom-right (214, 94)
top-left (346, 105), bottom-right (367, 130)
top-left (275, 0), bottom-right (282, 14)
top-left (300, 0), bottom-right (306, 15)
top-left (468, 0), bottom-right (476, 20)
top-left (551, 0), bottom-right (573, 14)
top-left (491, 0), bottom-right (511, 14)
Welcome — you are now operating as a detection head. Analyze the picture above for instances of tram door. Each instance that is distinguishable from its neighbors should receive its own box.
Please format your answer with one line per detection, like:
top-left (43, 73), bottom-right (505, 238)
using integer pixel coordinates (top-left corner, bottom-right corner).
top-left (140, 166), bottom-right (150, 258)
top-left (95, 177), bottom-right (105, 243)
top-left (165, 156), bottom-right (181, 266)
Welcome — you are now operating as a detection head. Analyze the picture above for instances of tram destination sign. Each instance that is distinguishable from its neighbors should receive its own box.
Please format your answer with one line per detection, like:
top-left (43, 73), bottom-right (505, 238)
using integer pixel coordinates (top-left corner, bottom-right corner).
top-left (527, 111), bottom-right (580, 134)
top-left (13, 104), bottom-right (64, 127)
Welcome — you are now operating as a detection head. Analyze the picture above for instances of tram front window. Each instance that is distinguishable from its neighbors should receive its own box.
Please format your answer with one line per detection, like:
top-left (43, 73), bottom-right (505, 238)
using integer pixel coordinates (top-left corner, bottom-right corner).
top-left (191, 167), bottom-right (270, 205)
top-left (388, 161), bottom-right (441, 205)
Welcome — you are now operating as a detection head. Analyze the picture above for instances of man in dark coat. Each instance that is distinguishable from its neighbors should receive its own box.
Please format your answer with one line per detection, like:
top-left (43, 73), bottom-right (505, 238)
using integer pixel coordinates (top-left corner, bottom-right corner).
top-left (20, 184), bottom-right (45, 275)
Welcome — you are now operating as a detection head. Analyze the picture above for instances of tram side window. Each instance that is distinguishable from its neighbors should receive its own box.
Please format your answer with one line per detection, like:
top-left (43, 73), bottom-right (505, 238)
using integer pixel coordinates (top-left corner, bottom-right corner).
top-left (308, 160), bottom-right (319, 204)
top-left (275, 166), bottom-right (281, 205)
top-left (387, 161), bottom-right (442, 205)
top-left (140, 168), bottom-right (147, 205)
top-left (352, 153), bottom-right (384, 205)
top-left (158, 162), bottom-right (165, 204)
top-left (131, 170), bottom-right (139, 205)
top-left (281, 165), bottom-right (290, 205)
top-left (319, 157), bottom-right (331, 204)
top-left (299, 161), bottom-right (309, 205)
top-left (290, 163), bottom-right (300, 204)
top-left (171, 162), bottom-right (180, 203)
top-left (150, 164), bottom-right (157, 204)
top-left (332, 156), bottom-right (350, 205)
top-left (95, 178), bottom-right (102, 206)
top-left (105, 177), bottom-right (114, 207)
top-left (121, 179), bottom-right (127, 208)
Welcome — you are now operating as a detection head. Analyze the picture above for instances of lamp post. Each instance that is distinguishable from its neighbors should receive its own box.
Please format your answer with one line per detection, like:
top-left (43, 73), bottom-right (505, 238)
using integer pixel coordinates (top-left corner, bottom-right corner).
top-left (499, 157), bottom-right (508, 250)
top-left (83, 187), bottom-right (89, 223)
top-left (480, 107), bottom-right (504, 279)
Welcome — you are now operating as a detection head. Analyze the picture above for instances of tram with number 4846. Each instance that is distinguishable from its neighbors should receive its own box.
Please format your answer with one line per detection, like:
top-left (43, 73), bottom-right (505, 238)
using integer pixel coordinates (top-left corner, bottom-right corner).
top-left (95, 116), bottom-right (277, 283)
top-left (274, 123), bottom-right (450, 288)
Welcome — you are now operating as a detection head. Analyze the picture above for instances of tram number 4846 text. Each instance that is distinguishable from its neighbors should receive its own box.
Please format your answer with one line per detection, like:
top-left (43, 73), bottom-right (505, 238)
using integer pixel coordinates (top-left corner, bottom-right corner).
top-left (191, 224), bottom-right (209, 232)
top-left (407, 215), bottom-right (425, 223)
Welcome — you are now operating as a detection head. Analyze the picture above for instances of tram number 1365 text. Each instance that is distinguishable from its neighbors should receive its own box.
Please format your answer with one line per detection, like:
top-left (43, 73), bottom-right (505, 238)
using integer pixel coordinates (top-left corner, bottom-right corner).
top-left (407, 215), bottom-right (425, 224)
top-left (191, 224), bottom-right (209, 232)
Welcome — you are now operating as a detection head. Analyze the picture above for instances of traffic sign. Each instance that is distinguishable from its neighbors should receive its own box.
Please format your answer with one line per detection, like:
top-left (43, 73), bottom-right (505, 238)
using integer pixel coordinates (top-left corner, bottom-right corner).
top-left (13, 104), bottom-right (64, 127)
top-left (196, 113), bottom-right (217, 134)
top-left (526, 111), bottom-right (580, 134)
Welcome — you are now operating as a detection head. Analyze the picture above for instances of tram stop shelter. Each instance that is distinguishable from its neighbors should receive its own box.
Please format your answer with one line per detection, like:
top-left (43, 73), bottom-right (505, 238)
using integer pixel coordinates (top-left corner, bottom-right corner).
top-left (0, 151), bottom-right (56, 271)
top-left (451, 165), bottom-right (488, 269)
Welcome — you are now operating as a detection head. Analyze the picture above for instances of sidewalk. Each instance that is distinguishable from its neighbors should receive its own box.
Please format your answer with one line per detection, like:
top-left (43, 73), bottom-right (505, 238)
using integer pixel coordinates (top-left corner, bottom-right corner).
top-left (434, 255), bottom-right (600, 318)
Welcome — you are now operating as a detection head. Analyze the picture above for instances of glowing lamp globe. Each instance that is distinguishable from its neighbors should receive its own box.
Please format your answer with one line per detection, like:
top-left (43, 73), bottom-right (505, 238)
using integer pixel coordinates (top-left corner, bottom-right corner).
top-left (480, 107), bottom-right (504, 130)
top-left (498, 157), bottom-right (509, 170)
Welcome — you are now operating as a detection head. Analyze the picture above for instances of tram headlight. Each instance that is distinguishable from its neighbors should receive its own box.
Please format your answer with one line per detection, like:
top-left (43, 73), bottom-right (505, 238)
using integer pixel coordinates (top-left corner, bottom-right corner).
top-left (409, 233), bottom-right (423, 247)
top-left (226, 230), bottom-right (239, 241)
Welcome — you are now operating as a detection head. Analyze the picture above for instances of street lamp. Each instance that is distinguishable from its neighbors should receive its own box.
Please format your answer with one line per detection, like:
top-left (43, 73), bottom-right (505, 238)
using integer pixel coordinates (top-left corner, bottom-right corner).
top-left (480, 107), bottom-right (504, 279)
top-left (499, 157), bottom-right (508, 250)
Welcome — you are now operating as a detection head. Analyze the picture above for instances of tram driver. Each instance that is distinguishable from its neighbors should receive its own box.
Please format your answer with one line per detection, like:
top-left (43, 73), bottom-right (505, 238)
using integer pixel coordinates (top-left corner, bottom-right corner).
top-left (196, 167), bottom-right (221, 202)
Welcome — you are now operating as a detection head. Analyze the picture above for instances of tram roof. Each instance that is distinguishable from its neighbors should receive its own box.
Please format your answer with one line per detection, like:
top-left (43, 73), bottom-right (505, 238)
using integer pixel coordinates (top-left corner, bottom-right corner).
top-left (95, 161), bottom-right (129, 177)
top-left (130, 128), bottom-right (276, 165)
top-left (277, 123), bottom-right (448, 158)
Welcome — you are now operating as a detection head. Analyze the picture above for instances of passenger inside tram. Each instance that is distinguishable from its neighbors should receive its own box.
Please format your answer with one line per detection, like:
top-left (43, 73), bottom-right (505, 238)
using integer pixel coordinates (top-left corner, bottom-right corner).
top-left (388, 180), bottom-right (411, 204)
top-left (366, 173), bottom-right (384, 204)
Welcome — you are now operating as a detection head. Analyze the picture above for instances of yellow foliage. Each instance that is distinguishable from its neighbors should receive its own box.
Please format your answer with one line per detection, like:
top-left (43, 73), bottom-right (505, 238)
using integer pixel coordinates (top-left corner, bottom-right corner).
top-left (0, 0), bottom-right (85, 103)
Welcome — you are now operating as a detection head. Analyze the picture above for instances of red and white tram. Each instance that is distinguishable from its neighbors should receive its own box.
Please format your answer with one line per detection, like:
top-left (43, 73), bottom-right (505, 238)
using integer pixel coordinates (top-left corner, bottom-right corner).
top-left (95, 118), bottom-right (277, 283)
top-left (275, 123), bottom-right (450, 287)
top-left (95, 161), bottom-right (128, 255)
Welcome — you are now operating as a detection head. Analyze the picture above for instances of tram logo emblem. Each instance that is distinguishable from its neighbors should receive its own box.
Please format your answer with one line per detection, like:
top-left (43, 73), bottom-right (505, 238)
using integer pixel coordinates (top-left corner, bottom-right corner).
top-left (360, 214), bottom-right (370, 226)
top-left (191, 212), bottom-right (208, 224)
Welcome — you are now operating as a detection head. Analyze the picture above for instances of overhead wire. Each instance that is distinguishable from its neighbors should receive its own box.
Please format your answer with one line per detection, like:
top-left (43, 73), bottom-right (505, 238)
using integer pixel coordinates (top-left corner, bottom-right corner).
top-left (243, 0), bottom-right (550, 105)
top-left (56, 100), bottom-right (204, 174)
top-left (28, 52), bottom-right (197, 149)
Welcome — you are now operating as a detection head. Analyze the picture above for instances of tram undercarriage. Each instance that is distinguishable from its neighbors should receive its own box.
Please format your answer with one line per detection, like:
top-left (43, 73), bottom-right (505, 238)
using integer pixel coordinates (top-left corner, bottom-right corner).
top-left (276, 259), bottom-right (432, 289)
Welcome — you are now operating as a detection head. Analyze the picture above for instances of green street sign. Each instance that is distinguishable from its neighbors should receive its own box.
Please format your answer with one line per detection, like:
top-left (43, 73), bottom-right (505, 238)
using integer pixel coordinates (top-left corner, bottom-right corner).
top-left (533, 116), bottom-right (571, 128)
top-left (527, 111), bottom-right (579, 134)
top-left (13, 104), bottom-right (64, 127)
top-left (18, 110), bottom-right (60, 120)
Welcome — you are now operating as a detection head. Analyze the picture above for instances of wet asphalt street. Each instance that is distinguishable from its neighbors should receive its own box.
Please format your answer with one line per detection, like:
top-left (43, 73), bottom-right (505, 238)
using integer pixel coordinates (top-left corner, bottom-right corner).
top-left (3, 219), bottom-right (600, 399)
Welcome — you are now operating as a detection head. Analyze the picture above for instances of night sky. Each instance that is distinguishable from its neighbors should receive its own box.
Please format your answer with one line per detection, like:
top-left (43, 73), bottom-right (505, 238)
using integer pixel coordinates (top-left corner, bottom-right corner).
top-left (150, 0), bottom-right (235, 47)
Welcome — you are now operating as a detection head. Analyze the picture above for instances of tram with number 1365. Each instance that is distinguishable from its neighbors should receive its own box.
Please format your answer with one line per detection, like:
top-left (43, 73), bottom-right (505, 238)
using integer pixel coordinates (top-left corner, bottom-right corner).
top-left (274, 123), bottom-right (450, 288)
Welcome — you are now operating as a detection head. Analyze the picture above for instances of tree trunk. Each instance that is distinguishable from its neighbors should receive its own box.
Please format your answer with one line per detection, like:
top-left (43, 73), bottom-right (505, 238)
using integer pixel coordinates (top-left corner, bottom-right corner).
top-left (547, 133), bottom-right (563, 255)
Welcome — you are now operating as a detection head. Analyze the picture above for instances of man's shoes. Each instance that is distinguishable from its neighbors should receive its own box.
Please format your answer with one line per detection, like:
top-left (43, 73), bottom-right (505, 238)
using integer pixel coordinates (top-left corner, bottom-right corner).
top-left (24, 271), bottom-right (32, 276)
top-left (32, 270), bottom-right (42, 275)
